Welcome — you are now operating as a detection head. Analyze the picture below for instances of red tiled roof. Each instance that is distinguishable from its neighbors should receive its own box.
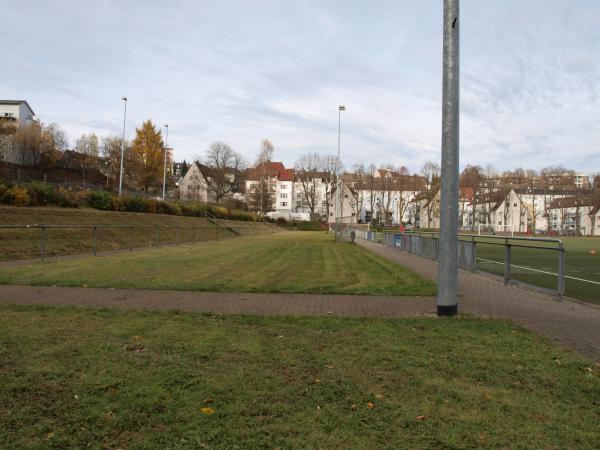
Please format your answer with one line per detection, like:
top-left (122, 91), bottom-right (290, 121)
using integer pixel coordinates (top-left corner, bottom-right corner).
top-left (245, 161), bottom-right (294, 181)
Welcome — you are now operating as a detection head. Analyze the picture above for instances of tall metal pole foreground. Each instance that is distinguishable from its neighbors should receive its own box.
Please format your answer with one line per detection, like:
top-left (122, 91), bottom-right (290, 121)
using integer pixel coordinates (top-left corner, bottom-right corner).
top-left (336, 105), bottom-right (346, 234)
top-left (162, 124), bottom-right (169, 200)
top-left (437, 0), bottom-right (460, 316)
top-left (118, 97), bottom-right (128, 195)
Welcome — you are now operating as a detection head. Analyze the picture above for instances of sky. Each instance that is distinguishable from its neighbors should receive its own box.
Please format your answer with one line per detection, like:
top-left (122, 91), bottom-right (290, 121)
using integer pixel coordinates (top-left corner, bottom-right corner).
top-left (2, 0), bottom-right (600, 174)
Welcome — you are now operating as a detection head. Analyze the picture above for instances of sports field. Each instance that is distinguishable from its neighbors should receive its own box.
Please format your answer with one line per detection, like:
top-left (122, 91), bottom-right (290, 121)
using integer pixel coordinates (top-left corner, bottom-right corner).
top-left (472, 236), bottom-right (600, 304)
top-left (1, 305), bottom-right (598, 449)
top-left (0, 233), bottom-right (436, 296)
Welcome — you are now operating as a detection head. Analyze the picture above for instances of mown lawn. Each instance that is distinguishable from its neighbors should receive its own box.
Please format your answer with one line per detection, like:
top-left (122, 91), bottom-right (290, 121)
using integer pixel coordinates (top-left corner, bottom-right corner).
top-left (0, 233), bottom-right (436, 296)
top-left (0, 305), bottom-right (598, 449)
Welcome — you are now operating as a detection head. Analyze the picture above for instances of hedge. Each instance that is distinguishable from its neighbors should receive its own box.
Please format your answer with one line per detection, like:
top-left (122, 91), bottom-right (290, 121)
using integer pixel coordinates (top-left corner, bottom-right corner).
top-left (0, 182), bottom-right (256, 221)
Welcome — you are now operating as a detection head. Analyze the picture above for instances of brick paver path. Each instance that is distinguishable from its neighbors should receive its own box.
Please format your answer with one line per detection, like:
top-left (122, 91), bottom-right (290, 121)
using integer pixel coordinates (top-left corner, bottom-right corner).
top-left (0, 237), bottom-right (599, 361)
top-left (357, 239), bottom-right (600, 362)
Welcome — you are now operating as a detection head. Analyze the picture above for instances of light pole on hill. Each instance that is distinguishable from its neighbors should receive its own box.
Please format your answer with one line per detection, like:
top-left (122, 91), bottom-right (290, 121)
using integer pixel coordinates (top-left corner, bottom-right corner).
top-left (437, 0), bottom-right (460, 316)
top-left (336, 105), bottom-right (346, 232)
top-left (162, 124), bottom-right (169, 200)
top-left (118, 96), bottom-right (127, 195)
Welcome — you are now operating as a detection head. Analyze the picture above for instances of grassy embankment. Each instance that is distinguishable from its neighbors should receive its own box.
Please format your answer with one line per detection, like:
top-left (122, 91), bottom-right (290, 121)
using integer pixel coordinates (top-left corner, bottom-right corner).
top-left (0, 206), bottom-right (273, 261)
top-left (0, 306), bottom-right (598, 449)
top-left (0, 232), bottom-right (435, 296)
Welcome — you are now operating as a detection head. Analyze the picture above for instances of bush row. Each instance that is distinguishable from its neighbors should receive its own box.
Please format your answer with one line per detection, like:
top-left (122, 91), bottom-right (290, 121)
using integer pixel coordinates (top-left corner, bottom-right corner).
top-left (0, 182), bottom-right (256, 221)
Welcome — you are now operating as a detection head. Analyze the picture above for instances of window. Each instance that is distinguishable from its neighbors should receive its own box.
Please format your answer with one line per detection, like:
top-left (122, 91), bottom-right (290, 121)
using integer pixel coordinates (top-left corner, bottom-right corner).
top-left (344, 194), bottom-right (349, 198)
top-left (280, 202), bottom-right (287, 207)
top-left (280, 193), bottom-right (288, 199)
top-left (281, 185), bottom-right (287, 190)
top-left (513, 203), bottom-right (518, 207)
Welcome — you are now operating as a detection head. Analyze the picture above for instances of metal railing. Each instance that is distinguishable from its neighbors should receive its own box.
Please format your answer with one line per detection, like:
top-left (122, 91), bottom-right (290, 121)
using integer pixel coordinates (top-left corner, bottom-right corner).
top-left (0, 222), bottom-right (281, 262)
top-left (351, 229), bottom-right (566, 296)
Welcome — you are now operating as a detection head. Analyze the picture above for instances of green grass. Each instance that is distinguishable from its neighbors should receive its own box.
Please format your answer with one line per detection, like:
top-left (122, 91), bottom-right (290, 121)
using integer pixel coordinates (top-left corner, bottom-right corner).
top-left (471, 236), bottom-right (600, 304)
top-left (0, 206), bottom-right (275, 261)
top-left (0, 233), bottom-right (436, 296)
top-left (0, 305), bottom-right (598, 449)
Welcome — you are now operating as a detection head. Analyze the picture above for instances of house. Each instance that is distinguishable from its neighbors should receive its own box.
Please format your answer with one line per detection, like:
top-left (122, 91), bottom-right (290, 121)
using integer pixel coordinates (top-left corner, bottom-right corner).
top-left (0, 100), bottom-right (35, 126)
top-left (548, 192), bottom-right (600, 235)
top-left (178, 162), bottom-right (239, 203)
top-left (245, 161), bottom-right (296, 215)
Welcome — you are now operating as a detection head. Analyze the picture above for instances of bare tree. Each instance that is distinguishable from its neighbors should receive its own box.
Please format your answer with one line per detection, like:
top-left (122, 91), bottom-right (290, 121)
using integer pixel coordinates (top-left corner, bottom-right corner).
top-left (421, 161), bottom-right (440, 189)
top-left (204, 141), bottom-right (243, 203)
top-left (295, 153), bottom-right (322, 215)
top-left (321, 155), bottom-right (338, 220)
top-left (75, 133), bottom-right (100, 188)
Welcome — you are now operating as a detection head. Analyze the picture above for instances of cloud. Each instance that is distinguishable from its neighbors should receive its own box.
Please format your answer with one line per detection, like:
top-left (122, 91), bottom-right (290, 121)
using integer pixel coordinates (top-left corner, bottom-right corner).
top-left (1, 0), bottom-right (599, 174)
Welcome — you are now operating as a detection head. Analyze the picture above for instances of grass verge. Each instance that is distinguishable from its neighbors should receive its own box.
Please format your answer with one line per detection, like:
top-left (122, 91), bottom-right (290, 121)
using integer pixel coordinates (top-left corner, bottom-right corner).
top-left (0, 233), bottom-right (436, 296)
top-left (0, 305), bottom-right (599, 449)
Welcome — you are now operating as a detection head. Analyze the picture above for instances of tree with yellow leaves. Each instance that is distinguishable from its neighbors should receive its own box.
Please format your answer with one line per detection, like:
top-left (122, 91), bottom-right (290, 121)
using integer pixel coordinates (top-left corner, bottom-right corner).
top-left (131, 120), bottom-right (164, 193)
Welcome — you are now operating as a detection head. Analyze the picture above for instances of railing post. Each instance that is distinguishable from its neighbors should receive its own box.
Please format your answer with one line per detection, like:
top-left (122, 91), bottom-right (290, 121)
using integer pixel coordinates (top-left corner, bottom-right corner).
top-left (129, 227), bottom-right (133, 252)
top-left (156, 226), bottom-right (160, 248)
top-left (93, 226), bottom-right (97, 256)
top-left (40, 226), bottom-right (46, 262)
top-left (504, 238), bottom-right (511, 283)
top-left (471, 237), bottom-right (477, 272)
top-left (216, 226), bottom-right (219, 241)
top-left (558, 241), bottom-right (566, 296)
top-left (176, 227), bottom-right (180, 247)
top-left (193, 227), bottom-right (197, 242)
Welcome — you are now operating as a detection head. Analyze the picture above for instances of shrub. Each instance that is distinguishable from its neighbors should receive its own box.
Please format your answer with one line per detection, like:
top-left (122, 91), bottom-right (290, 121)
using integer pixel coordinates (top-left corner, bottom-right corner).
top-left (2, 186), bottom-right (30, 206)
top-left (87, 190), bottom-right (114, 210)
top-left (27, 181), bottom-right (55, 206)
top-left (121, 196), bottom-right (149, 213)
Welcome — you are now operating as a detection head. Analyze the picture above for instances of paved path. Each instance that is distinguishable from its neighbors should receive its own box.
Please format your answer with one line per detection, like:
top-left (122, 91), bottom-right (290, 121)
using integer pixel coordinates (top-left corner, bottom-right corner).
top-left (0, 285), bottom-right (435, 318)
top-left (357, 239), bottom-right (600, 362)
top-left (0, 237), bottom-right (599, 361)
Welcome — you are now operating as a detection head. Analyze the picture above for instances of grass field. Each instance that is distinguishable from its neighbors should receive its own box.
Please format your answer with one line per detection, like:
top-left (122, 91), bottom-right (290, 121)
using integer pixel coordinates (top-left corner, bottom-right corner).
top-left (0, 233), bottom-right (436, 296)
top-left (0, 206), bottom-right (272, 261)
top-left (471, 236), bottom-right (600, 304)
top-left (0, 305), bottom-right (598, 449)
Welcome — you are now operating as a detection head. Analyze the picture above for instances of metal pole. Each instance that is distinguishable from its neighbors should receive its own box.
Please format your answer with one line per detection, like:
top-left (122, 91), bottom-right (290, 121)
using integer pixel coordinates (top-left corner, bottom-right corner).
top-left (176, 226), bottom-right (179, 246)
top-left (437, 0), bottom-right (460, 316)
top-left (471, 236), bottom-right (477, 272)
top-left (558, 241), bottom-right (565, 295)
top-left (93, 226), bottom-right (97, 256)
top-left (40, 226), bottom-right (46, 262)
top-left (118, 97), bottom-right (127, 195)
top-left (156, 226), bottom-right (160, 248)
top-left (162, 124), bottom-right (169, 200)
top-left (336, 105), bottom-right (346, 238)
top-left (504, 239), bottom-right (511, 283)
top-left (129, 227), bottom-right (133, 252)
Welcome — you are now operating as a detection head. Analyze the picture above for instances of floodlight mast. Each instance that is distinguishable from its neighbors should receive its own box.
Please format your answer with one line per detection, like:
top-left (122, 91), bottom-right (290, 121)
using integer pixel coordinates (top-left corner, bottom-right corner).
top-left (437, 0), bottom-right (460, 316)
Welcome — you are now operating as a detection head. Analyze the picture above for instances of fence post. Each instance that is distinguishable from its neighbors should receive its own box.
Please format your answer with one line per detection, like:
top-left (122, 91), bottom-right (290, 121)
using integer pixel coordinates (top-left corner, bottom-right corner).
top-left (193, 227), bottom-right (197, 242)
top-left (216, 226), bottom-right (219, 241)
top-left (504, 239), bottom-right (511, 283)
top-left (40, 226), bottom-right (46, 262)
top-left (176, 227), bottom-right (180, 247)
top-left (156, 226), bottom-right (160, 248)
top-left (93, 226), bottom-right (97, 256)
top-left (129, 227), bottom-right (133, 252)
top-left (558, 241), bottom-right (566, 296)
top-left (471, 237), bottom-right (476, 272)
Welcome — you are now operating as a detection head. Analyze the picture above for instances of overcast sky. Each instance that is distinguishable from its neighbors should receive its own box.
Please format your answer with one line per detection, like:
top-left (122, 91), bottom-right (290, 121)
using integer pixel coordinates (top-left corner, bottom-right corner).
top-left (2, 0), bottom-right (599, 174)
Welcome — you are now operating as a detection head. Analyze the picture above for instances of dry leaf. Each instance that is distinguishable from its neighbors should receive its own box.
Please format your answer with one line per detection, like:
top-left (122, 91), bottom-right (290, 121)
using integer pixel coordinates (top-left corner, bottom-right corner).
top-left (366, 402), bottom-right (374, 409)
top-left (203, 398), bottom-right (214, 404)
top-left (325, 364), bottom-right (334, 369)
top-left (375, 394), bottom-right (384, 400)
top-left (351, 404), bottom-right (357, 411)
top-left (200, 407), bottom-right (215, 415)
top-left (316, 405), bottom-right (321, 410)
top-left (314, 379), bottom-right (321, 384)
top-left (416, 415), bottom-right (426, 420)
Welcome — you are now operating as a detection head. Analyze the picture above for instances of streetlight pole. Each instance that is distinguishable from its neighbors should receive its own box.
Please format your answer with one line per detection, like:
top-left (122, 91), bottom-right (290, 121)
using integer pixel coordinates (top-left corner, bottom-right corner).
top-left (437, 0), bottom-right (460, 316)
top-left (162, 124), bottom-right (169, 200)
top-left (118, 97), bottom-right (127, 195)
top-left (336, 105), bottom-right (346, 233)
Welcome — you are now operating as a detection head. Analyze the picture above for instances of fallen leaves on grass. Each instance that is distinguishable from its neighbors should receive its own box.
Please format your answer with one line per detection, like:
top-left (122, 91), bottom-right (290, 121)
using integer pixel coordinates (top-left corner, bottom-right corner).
top-left (375, 394), bottom-right (384, 400)
top-left (416, 415), bottom-right (426, 420)
top-left (366, 402), bottom-right (374, 409)
top-left (203, 398), bottom-right (214, 404)
top-left (200, 407), bottom-right (216, 415)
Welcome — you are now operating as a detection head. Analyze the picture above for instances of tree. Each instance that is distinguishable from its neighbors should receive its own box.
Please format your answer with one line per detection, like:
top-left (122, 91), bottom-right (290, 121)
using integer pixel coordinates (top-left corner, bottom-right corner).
top-left (12, 121), bottom-right (62, 170)
top-left (102, 135), bottom-right (132, 191)
top-left (421, 161), bottom-right (440, 189)
top-left (321, 155), bottom-right (338, 221)
top-left (348, 164), bottom-right (366, 222)
top-left (295, 153), bottom-right (322, 215)
top-left (180, 160), bottom-right (190, 178)
top-left (131, 120), bottom-right (164, 193)
top-left (204, 141), bottom-right (243, 203)
top-left (75, 133), bottom-right (100, 188)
